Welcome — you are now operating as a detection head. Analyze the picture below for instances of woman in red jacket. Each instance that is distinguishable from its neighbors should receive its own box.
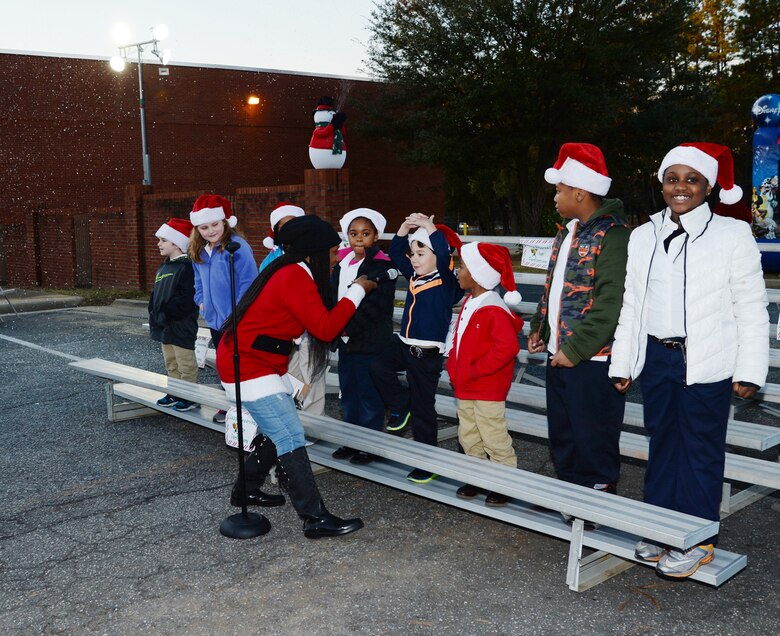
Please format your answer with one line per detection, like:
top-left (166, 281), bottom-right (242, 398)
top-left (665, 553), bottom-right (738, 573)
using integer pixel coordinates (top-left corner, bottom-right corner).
top-left (217, 215), bottom-right (376, 538)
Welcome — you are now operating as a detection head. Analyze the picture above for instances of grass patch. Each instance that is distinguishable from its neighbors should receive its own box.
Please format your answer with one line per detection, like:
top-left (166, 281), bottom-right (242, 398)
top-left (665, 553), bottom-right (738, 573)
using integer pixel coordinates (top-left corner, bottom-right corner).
top-left (44, 288), bottom-right (149, 306)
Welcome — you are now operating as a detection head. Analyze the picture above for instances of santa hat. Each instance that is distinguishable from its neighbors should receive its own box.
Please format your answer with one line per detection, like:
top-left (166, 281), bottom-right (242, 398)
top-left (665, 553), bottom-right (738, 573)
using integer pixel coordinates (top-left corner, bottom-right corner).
top-left (544, 143), bottom-right (612, 196)
top-left (408, 224), bottom-right (463, 252)
top-left (155, 217), bottom-right (193, 252)
top-left (658, 142), bottom-right (743, 205)
top-left (263, 202), bottom-right (306, 250)
top-left (190, 194), bottom-right (237, 229)
top-left (460, 242), bottom-right (522, 305)
top-left (339, 208), bottom-right (387, 239)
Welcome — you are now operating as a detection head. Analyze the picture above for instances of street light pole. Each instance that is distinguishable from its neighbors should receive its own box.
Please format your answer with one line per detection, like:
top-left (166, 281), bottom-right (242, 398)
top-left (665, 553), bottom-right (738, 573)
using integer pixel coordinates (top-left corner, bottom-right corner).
top-left (109, 25), bottom-right (171, 187)
top-left (134, 45), bottom-right (151, 185)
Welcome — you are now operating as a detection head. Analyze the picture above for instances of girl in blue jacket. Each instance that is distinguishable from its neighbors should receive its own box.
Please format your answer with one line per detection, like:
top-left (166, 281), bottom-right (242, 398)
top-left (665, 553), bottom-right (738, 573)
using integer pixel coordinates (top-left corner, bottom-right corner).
top-left (189, 193), bottom-right (257, 423)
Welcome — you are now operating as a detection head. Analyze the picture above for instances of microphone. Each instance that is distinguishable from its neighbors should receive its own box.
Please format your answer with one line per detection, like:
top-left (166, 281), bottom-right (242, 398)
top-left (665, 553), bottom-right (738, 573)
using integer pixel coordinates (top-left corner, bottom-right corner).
top-left (226, 241), bottom-right (241, 254)
top-left (369, 268), bottom-right (400, 283)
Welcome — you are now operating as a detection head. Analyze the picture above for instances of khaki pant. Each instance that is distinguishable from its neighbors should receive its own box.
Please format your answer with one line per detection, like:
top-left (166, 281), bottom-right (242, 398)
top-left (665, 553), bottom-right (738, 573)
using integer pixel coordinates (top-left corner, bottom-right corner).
top-left (457, 399), bottom-right (517, 468)
top-left (161, 343), bottom-right (199, 384)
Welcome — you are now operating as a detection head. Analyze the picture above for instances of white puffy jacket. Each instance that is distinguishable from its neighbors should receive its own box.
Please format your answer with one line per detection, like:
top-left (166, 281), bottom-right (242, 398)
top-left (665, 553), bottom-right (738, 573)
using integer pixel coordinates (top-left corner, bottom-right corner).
top-left (609, 203), bottom-right (769, 387)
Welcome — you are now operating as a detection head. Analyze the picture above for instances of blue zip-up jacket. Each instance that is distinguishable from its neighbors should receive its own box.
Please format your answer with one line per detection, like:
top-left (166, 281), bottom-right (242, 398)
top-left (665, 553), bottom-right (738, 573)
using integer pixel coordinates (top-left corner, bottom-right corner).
top-left (390, 230), bottom-right (464, 344)
top-left (193, 234), bottom-right (257, 330)
top-left (258, 246), bottom-right (284, 273)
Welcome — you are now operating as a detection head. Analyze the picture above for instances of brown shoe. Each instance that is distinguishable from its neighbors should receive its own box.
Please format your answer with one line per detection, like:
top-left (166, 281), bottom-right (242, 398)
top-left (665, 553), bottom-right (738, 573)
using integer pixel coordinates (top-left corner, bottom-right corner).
top-left (485, 491), bottom-right (509, 507)
top-left (456, 484), bottom-right (482, 499)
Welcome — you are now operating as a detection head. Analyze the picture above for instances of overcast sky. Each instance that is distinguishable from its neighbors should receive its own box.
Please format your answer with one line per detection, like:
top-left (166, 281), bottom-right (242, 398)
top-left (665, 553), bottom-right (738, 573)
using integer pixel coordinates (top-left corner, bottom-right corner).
top-left (0, 0), bottom-right (378, 77)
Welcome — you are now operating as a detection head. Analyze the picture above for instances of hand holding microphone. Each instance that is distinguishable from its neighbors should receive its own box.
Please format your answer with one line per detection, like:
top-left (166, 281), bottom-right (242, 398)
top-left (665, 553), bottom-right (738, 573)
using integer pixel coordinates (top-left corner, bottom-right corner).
top-left (368, 268), bottom-right (399, 283)
top-left (351, 268), bottom-right (399, 293)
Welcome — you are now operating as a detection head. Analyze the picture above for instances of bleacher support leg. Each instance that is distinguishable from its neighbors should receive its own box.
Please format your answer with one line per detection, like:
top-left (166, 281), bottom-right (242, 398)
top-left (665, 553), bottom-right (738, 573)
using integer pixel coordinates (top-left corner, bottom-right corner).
top-left (104, 382), bottom-right (158, 422)
top-left (565, 519), bottom-right (585, 591)
top-left (721, 482), bottom-right (777, 516)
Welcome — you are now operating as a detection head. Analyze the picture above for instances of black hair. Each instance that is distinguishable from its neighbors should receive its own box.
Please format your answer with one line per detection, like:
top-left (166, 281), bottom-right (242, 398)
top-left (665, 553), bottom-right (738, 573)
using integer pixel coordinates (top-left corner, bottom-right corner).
top-left (222, 248), bottom-right (335, 380)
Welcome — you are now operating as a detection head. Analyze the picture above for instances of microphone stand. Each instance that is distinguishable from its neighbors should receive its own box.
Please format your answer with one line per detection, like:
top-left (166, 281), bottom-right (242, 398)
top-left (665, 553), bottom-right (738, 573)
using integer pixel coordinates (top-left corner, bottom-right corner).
top-left (219, 240), bottom-right (271, 539)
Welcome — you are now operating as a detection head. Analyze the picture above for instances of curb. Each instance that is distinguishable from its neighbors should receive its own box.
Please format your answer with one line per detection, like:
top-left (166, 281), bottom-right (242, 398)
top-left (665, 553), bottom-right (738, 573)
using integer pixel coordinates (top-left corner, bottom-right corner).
top-left (0, 295), bottom-right (84, 315)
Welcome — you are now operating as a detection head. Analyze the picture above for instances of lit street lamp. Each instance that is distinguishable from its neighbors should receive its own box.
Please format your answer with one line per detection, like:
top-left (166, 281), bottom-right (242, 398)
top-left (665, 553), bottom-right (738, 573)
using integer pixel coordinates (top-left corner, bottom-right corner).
top-left (109, 24), bottom-right (171, 186)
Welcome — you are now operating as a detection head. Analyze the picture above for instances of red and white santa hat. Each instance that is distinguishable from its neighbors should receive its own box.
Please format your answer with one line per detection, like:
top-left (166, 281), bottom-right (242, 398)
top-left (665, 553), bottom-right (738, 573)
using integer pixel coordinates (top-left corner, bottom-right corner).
top-left (339, 208), bottom-right (387, 240)
top-left (263, 202), bottom-right (306, 250)
top-left (544, 143), bottom-right (612, 196)
top-left (459, 241), bottom-right (522, 306)
top-left (190, 194), bottom-right (237, 229)
top-left (155, 217), bottom-right (193, 252)
top-left (658, 142), bottom-right (743, 204)
top-left (408, 224), bottom-right (463, 252)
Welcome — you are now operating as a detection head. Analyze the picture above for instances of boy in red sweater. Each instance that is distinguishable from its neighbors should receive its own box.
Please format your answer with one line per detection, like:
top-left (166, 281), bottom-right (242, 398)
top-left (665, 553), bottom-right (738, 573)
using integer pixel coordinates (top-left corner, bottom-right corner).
top-left (446, 242), bottom-right (524, 507)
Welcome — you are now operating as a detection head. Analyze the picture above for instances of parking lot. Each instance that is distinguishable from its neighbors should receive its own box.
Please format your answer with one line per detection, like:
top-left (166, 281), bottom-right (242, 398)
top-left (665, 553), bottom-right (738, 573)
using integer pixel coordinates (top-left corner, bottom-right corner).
top-left (1, 301), bottom-right (778, 635)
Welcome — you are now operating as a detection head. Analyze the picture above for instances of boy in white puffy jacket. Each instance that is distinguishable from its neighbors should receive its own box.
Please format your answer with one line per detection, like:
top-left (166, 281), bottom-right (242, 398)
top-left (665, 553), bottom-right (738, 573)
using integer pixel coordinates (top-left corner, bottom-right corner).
top-left (610, 142), bottom-right (769, 579)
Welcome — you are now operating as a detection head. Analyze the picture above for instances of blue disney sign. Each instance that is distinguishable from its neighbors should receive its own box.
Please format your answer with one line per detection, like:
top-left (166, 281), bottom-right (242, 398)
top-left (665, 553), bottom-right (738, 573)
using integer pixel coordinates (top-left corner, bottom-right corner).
top-left (751, 94), bottom-right (780, 271)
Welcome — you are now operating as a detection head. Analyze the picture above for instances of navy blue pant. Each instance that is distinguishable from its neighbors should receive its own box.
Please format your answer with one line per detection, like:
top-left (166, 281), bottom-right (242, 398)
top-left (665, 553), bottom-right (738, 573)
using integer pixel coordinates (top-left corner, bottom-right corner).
top-left (371, 336), bottom-right (442, 446)
top-left (338, 347), bottom-right (385, 432)
top-left (546, 357), bottom-right (624, 488)
top-left (641, 337), bottom-right (731, 542)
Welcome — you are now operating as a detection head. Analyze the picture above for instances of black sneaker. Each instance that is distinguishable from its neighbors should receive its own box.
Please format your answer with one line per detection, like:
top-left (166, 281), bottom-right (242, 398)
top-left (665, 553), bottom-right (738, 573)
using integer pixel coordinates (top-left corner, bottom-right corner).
top-left (212, 410), bottom-right (227, 424)
top-left (156, 394), bottom-right (177, 407)
top-left (349, 451), bottom-right (379, 466)
top-left (173, 399), bottom-right (198, 412)
top-left (406, 468), bottom-right (437, 484)
top-left (332, 446), bottom-right (357, 460)
top-left (386, 411), bottom-right (410, 433)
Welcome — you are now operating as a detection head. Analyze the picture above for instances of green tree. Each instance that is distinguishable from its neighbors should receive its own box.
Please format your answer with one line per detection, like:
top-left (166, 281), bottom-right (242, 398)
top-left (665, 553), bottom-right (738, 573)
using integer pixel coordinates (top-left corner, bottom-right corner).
top-left (363, 0), bottom-right (696, 233)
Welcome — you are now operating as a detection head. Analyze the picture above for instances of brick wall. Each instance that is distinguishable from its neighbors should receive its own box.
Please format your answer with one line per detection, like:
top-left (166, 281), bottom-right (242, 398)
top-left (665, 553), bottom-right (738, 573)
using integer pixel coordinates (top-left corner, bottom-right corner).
top-left (0, 52), bottom-right (443, 288)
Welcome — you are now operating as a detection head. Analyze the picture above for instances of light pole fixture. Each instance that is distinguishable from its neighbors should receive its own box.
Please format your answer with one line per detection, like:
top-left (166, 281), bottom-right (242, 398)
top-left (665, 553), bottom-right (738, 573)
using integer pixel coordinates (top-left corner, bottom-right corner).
top-left (109, 24), bottom-right (171, 186)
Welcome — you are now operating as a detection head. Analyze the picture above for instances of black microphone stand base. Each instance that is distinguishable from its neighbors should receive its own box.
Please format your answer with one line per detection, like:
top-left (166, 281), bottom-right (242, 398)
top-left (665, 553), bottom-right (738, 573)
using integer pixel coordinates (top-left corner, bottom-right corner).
top-left (220, 511), bottom-right (272, 539)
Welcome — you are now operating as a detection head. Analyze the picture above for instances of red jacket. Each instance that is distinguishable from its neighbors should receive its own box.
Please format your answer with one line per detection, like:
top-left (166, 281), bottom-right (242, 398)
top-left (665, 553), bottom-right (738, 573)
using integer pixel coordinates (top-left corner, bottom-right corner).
top-left (217, 263), bottom-right (359, 384)
top-left (446, 292), bottom-right (523, 401)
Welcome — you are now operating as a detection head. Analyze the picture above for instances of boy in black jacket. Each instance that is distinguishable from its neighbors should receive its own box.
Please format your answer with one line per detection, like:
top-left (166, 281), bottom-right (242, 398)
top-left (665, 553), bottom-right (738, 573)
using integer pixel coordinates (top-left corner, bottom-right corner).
top-left (149, 218), bottom-right (200, 412)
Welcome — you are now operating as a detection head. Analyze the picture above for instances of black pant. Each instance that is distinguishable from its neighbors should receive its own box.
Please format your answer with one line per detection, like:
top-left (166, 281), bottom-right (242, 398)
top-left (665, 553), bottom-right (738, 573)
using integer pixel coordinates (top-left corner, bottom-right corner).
top-left (210, 328), bottom-right (224, 349)
top-left (546, 357), bottom-right (625, 488)
top-left (371, 336), bottom-right (442, 446)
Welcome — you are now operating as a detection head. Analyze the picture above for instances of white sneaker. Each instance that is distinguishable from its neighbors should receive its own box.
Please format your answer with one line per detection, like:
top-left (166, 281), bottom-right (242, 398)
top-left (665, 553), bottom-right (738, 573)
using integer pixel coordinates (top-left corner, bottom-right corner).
top-left (634, 540), bottom-right (667, 563)
top-left (656, 544), bottom-right (714, 578)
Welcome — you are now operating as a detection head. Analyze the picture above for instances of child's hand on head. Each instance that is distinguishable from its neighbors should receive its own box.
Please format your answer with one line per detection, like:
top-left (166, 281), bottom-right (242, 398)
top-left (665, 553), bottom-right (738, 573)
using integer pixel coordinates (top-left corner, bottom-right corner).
top-left (407, 213), bottom-right (436, 233)
top-left (397, 217), bottom-right (417, 237)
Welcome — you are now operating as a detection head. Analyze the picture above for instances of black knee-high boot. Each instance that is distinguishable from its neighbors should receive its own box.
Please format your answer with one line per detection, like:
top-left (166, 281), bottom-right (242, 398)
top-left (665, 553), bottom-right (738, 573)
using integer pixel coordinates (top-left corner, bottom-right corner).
top-left (276, 446), bottom-right (364, 539)
top-left (231, 434), bottom-right (286, 507)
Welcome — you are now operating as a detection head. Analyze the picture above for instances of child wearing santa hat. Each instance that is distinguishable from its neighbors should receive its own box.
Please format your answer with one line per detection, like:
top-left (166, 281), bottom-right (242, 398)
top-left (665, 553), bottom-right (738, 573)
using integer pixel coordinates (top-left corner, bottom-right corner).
top-left (448, 242), bottom-right (524, 507)
top-left (329, 208), bottom-right (396, 465)
top-left (371, 212), bottom-right (464, 484)
top-left (149, 218), bottom-right (201, 412)
top-left (529, 142), bottom-right (629, 513)
top-left (259, 202), bottom-right (306, 273)
top-left (610, 142), bottom-right (769, 579)
top-left (189, 194), bottom-right (258, 424)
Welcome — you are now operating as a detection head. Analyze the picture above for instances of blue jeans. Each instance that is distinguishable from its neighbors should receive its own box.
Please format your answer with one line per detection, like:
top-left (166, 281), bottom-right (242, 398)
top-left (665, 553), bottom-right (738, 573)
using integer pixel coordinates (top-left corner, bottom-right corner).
top-left (242, 392), bottom-right (306, 456)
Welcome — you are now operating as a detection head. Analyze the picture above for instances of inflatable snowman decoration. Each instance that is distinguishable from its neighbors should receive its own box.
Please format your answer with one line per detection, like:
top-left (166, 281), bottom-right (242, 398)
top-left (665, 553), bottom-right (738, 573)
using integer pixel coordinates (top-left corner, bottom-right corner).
top-left (308, 96), bottom-right (347, 169)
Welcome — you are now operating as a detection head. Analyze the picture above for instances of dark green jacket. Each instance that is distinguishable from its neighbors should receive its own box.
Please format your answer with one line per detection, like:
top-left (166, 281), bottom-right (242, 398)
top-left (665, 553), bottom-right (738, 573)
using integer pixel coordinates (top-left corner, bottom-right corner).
top-left (530, 199), bottom-right (629, 365)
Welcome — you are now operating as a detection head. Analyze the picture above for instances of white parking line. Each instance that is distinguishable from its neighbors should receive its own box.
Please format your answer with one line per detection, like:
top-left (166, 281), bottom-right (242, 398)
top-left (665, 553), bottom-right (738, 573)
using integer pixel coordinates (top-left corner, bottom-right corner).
top-left (0, 334), bottom-right (82, 361)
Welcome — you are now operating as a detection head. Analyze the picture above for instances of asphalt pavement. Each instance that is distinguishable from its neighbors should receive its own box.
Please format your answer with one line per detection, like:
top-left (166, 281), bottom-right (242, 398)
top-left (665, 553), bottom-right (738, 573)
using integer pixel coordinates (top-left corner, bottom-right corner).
top-left (0, 301), bottom-right (778, 635)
